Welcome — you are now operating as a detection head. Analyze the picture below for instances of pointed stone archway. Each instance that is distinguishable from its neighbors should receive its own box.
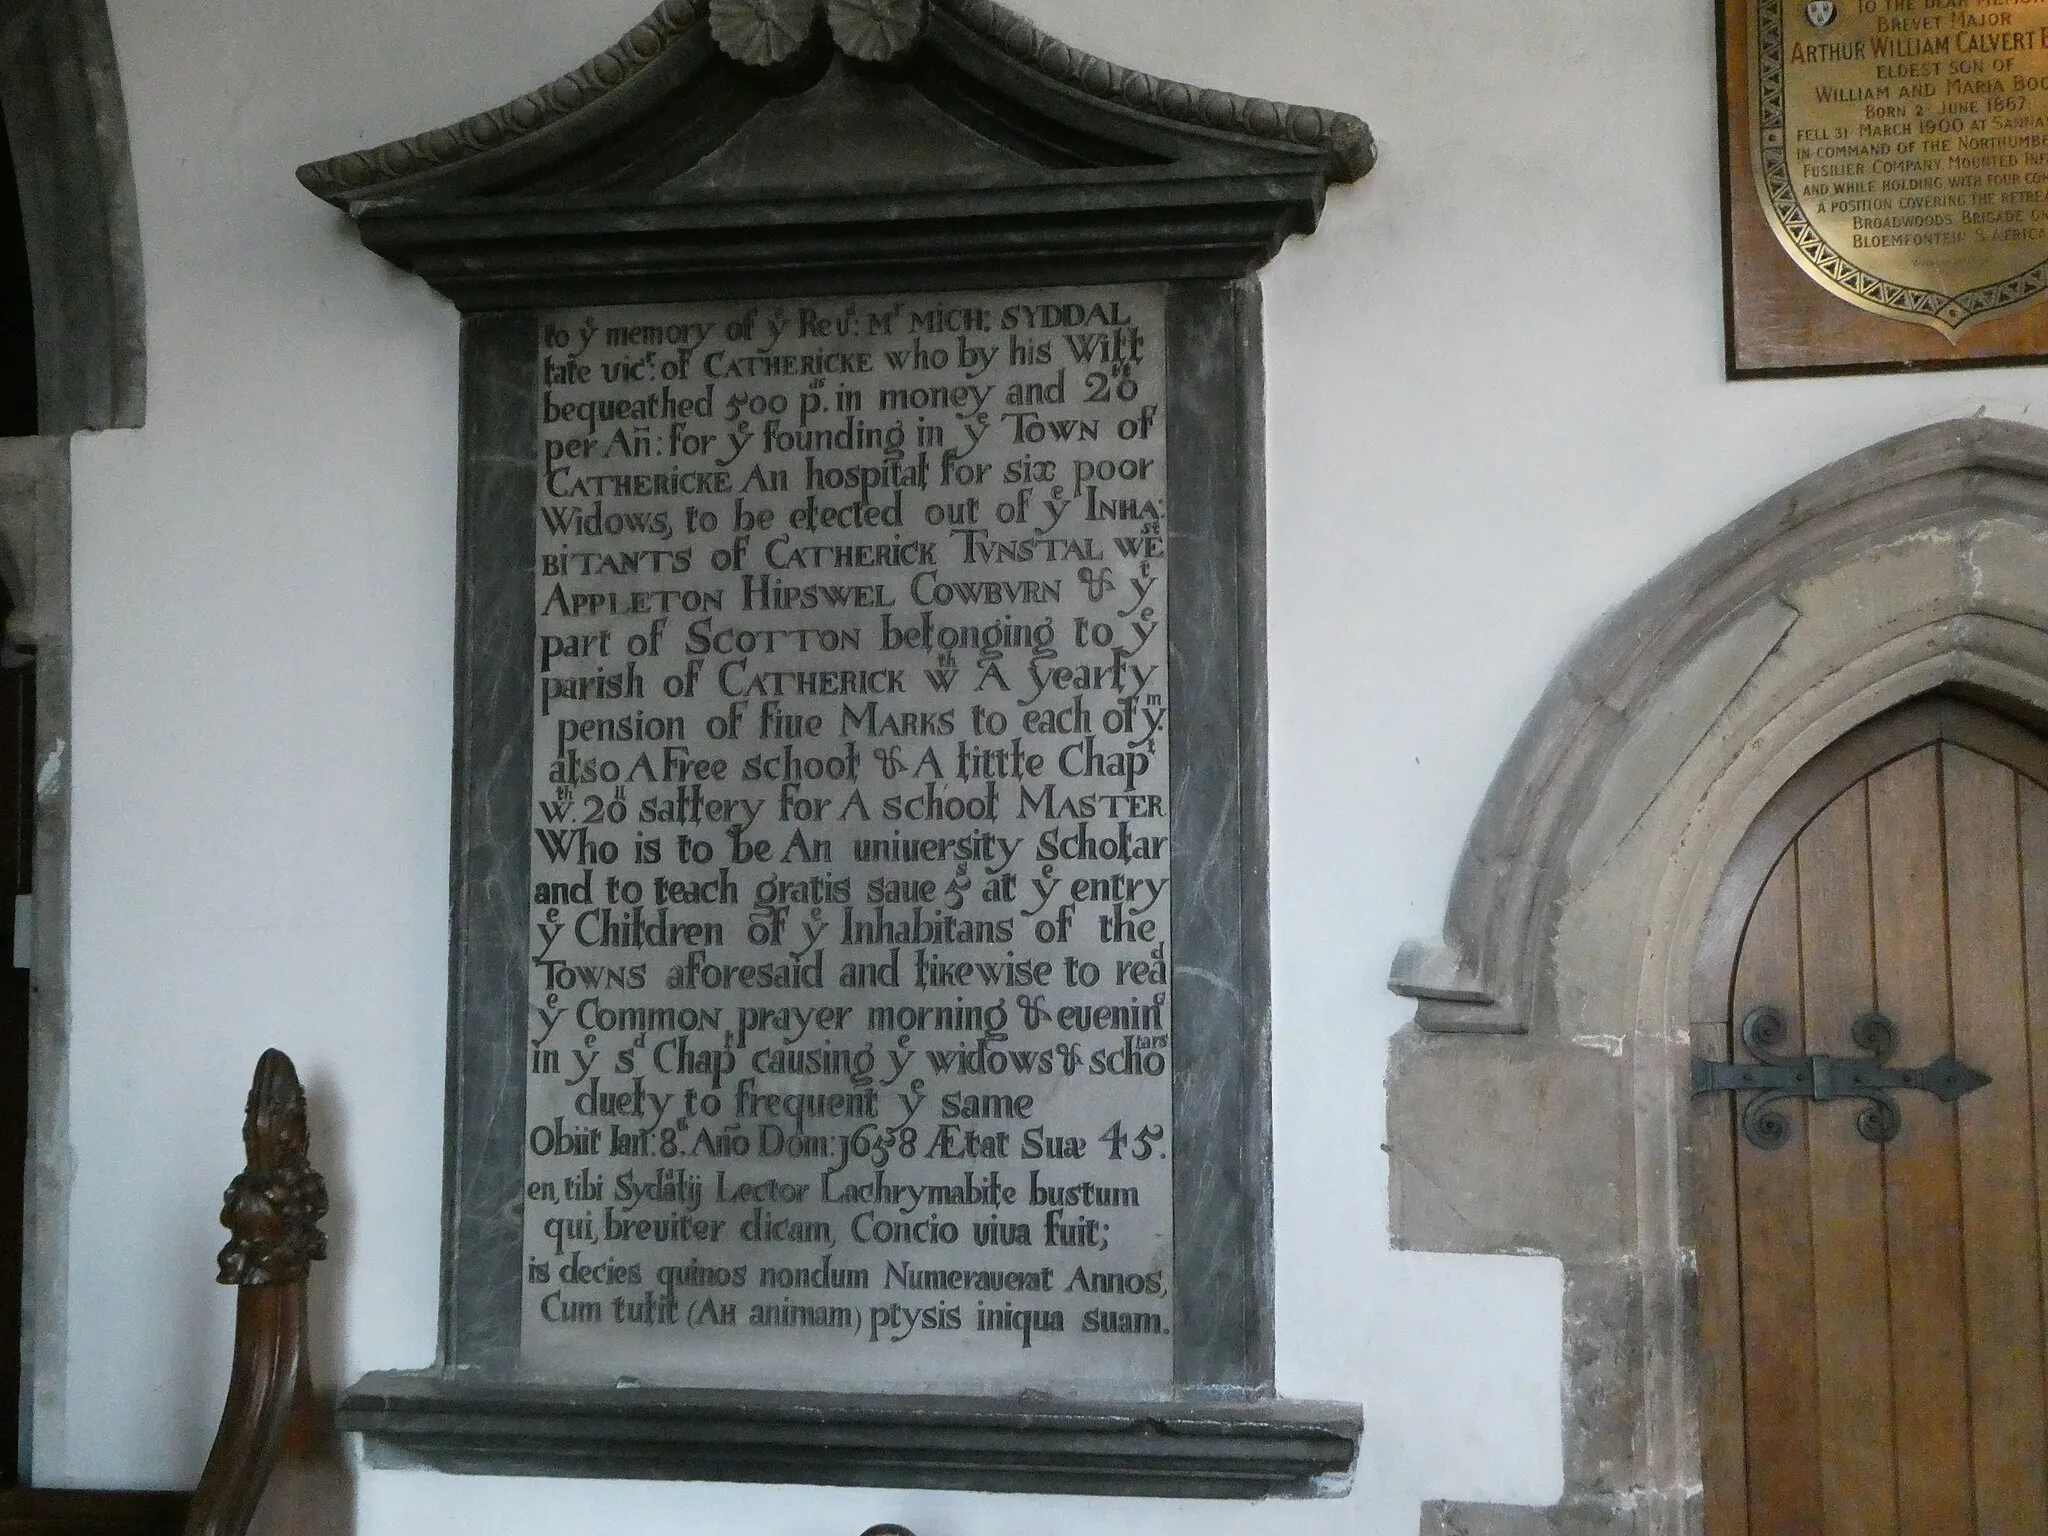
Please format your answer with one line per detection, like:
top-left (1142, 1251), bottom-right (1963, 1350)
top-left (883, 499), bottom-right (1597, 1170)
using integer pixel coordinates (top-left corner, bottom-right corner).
top-left (0, 0), bottom-right (143, 1482)
top-left (1387, 418), bottom-right (2048, 1535)
top-left (0, 0), bottom-right (142, 433)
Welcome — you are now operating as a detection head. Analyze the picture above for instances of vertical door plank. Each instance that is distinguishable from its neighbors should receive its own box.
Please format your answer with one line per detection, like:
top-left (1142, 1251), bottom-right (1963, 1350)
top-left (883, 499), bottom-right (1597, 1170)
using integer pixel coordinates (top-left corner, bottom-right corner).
top-left (1733, 852), bottom-right (1822, 1536)
top-left (1698, 1013), bottom-right (1750, 1536)
top-left (2025, 778), bottom-right (2048, 1474)
top-left (1797, 785), bottom-right (1898, 1536)
top-left (1867, 747), bottom-right (1973, 1536)
top-left (1942, 745), bottom-right (2048, 1533)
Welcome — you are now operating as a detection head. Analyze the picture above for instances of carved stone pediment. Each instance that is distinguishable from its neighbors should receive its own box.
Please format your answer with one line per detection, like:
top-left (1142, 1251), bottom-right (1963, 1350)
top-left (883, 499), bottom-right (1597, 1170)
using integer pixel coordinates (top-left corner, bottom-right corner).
top-left (298, 0), bottom-right (1371, 305)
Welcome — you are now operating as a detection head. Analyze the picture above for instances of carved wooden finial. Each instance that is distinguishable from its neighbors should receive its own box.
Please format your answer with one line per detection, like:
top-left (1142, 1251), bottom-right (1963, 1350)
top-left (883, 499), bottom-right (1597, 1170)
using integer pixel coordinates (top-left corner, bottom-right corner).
top-left (215, 1049), bottom-right (328, 1287)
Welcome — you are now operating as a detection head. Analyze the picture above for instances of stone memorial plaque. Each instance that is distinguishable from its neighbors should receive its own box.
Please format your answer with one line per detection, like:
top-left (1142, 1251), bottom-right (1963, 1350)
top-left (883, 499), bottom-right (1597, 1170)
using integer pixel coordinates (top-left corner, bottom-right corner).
top-left (523, 288), bottom-right (1174, 1392)
top-left (310, 0), bottom-right (1370, 1492)
top-left (1726, 0), bottom-right (2048, 369)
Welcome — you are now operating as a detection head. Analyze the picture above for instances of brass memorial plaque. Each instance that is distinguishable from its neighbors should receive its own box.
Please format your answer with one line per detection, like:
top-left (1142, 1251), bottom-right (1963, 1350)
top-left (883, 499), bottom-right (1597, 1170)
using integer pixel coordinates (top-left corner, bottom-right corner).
top-left (1726, 0), bottom-right (2048, 370)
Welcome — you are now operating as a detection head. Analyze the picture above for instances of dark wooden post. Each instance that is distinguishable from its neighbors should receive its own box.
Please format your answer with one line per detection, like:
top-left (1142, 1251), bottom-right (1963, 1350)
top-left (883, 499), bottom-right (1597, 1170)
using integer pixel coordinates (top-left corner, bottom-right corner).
top-left (182, 1051), bottom-right (327, 1536)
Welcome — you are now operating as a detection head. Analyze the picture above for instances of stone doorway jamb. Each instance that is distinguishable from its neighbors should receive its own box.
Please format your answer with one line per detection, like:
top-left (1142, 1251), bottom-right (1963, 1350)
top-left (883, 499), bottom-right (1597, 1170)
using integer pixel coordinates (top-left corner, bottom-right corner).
top-left (1388, 417), bottom-right (2048, 1535)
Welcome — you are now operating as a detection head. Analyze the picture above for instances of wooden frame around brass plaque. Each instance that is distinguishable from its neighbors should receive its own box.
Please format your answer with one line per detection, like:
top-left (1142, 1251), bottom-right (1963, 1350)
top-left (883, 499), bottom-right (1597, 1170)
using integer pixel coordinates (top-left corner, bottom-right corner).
top-left (1723, 0), bottom-right (2048, 373)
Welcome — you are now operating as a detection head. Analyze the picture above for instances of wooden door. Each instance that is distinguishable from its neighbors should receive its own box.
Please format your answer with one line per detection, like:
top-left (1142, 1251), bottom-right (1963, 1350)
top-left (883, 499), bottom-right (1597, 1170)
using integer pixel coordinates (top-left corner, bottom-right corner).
top-left (1697, 699), bottom-right (2048, 1536)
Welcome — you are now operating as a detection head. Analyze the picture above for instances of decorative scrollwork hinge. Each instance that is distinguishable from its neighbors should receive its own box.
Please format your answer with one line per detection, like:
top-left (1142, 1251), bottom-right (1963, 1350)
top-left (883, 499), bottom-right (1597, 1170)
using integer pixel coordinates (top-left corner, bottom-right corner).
top-left (1692, 1006), bottom-right (1991, 1150)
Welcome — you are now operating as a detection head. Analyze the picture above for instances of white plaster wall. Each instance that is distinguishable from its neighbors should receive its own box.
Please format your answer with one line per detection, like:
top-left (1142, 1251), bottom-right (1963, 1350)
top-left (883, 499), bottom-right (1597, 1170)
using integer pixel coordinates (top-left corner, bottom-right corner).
top-left (46, 0), bottom-right (2048, 1529)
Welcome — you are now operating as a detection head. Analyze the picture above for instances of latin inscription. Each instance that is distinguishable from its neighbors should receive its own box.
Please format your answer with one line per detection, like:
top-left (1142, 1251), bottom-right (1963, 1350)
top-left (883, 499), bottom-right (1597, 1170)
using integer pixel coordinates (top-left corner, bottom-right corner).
top-left (520, 288), bottom-right (1173, 1392)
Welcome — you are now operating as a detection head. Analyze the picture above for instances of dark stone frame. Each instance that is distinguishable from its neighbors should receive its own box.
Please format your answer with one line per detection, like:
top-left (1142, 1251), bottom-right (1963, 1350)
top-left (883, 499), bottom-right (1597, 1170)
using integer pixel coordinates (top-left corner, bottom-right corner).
top-left (309, 0), bottom-right (1367, 1496)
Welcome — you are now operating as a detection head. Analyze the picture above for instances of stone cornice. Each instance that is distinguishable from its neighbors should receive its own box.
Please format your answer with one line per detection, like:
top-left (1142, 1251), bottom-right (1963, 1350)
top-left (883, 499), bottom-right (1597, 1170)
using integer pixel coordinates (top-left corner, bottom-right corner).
top-left (298, 0), bottom-right (706, 205)
top-left (297, 0), bottom-right (1372, 206)
top-left (941, 0), bottom-right (1372, 179)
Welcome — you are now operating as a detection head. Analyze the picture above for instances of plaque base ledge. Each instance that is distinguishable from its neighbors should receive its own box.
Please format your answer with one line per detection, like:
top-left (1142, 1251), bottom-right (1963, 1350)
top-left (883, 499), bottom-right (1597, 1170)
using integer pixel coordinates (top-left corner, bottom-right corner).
top-left (338, 1371), bottom-right (1361, 1499)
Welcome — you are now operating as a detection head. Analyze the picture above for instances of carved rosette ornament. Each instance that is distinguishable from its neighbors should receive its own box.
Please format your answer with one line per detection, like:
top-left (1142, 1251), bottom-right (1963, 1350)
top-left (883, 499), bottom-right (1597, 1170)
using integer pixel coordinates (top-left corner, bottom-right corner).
top-left (825, 0), bottom-right (928, 62)
top-left (706, 0), bottom-right (818, 67)
top-left (215, 1049), bottom-right (328, 1288)
top-left (708, 0), bottom-right (927, 66)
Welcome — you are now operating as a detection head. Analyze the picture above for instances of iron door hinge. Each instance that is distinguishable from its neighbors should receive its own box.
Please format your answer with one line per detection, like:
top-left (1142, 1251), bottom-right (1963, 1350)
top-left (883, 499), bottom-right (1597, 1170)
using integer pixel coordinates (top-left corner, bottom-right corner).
top-left (1692, 1005), bottom-right (1990, 1150)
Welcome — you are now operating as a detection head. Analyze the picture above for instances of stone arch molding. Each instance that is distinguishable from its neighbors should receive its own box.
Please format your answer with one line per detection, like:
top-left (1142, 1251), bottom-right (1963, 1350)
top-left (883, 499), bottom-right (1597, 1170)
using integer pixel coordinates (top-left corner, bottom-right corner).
top-left (1390, 416), bottom-right (2048, 1536)
top-left (1392, 415), bottom-right (2048, 1037)
top-left (0, 0), bottom-right (144, 433)
top-left (0, 0), bottom-right (144, 1485)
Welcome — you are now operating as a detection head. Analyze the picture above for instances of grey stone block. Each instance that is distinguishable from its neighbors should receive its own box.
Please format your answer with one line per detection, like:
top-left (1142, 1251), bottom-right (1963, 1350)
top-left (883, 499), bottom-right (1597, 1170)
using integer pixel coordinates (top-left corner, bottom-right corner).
top-left (1387, 1031), bottom-right (1627, 1260)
